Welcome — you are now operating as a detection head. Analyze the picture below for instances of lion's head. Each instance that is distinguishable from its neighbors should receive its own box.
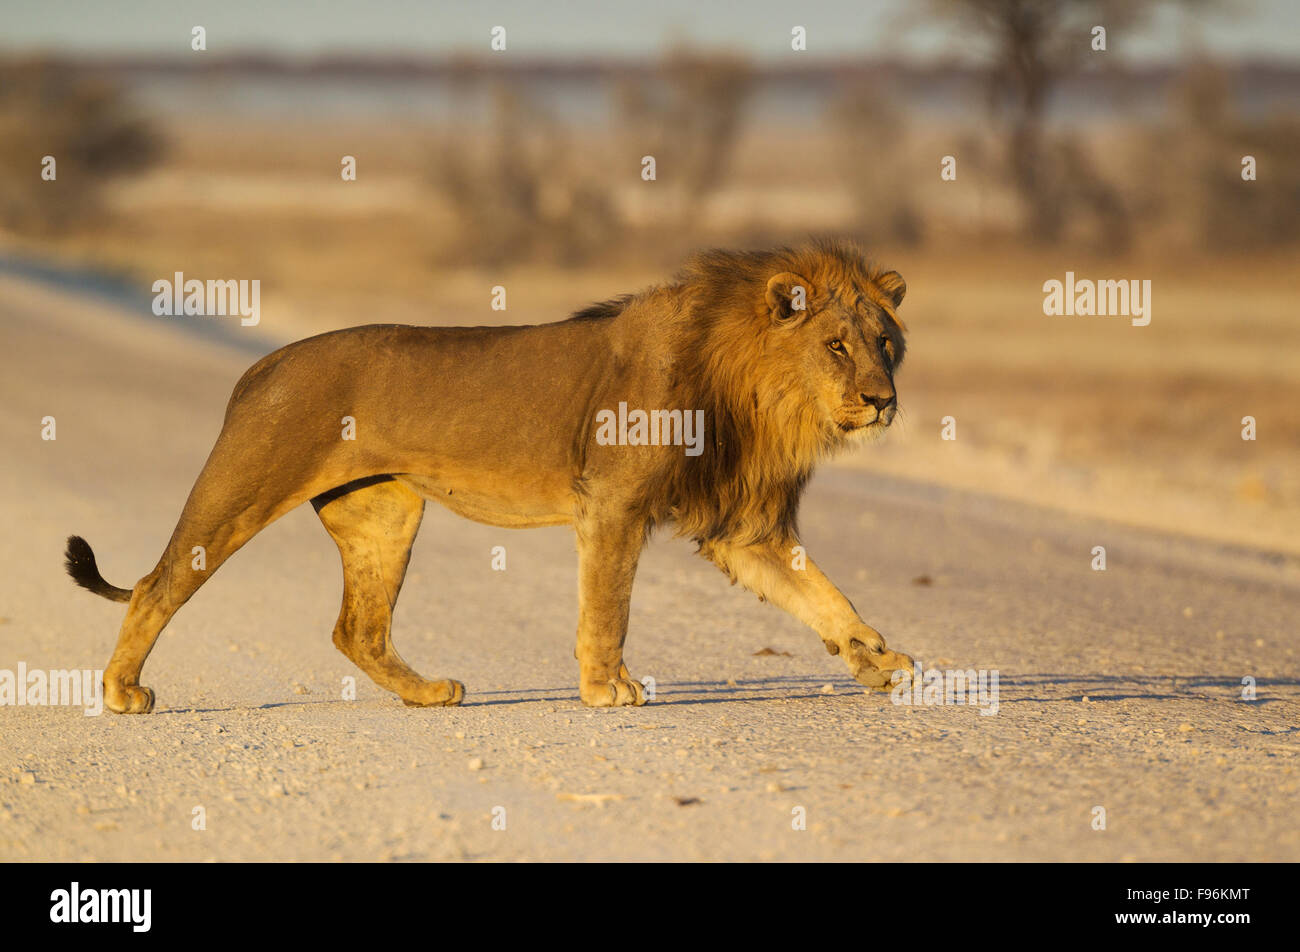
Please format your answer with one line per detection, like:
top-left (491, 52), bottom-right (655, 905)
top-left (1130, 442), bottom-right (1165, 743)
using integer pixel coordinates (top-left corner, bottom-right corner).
top-left (760, 250), bottom-right (906, 441)
top-left (664, 239), bottom-right (909, 544)
top-left (678, 239), bottom-right (907, 446)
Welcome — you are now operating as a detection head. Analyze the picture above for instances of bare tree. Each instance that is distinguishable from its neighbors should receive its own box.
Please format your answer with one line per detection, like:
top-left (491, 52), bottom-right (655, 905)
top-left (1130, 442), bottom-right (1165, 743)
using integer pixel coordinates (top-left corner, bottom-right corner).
top-left (932, 0), bottom-right (1194, 243)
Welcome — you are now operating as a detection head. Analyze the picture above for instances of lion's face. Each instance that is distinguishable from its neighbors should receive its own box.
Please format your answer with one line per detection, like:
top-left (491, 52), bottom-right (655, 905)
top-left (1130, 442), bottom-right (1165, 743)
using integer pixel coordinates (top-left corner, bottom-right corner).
top-left (764, 268), bottom-right (907, 439)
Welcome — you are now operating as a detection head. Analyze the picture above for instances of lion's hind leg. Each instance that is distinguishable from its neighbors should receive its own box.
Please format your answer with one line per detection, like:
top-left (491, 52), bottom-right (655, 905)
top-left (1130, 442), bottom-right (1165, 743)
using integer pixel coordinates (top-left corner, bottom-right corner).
top-left (313, 476), bottom-right (464, 707)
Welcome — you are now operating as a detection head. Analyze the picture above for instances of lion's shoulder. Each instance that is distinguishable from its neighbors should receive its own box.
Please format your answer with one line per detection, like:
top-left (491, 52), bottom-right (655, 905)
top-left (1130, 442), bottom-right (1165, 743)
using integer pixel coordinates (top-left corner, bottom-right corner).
top-left (568, 294), bottom-right (634, 324)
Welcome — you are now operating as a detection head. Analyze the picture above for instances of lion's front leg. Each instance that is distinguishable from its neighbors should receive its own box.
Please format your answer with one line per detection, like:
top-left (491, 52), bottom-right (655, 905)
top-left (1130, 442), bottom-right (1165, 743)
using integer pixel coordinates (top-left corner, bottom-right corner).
top-left (573, 504), bottom-right (648, 707)
top-left (700, 537), bottom-right (913, 691)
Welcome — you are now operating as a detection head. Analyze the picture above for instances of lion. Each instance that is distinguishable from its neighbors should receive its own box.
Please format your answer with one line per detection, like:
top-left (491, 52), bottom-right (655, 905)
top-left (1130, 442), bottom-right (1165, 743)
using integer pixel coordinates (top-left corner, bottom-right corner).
top-left (65, 239), bottom-right (914, 714)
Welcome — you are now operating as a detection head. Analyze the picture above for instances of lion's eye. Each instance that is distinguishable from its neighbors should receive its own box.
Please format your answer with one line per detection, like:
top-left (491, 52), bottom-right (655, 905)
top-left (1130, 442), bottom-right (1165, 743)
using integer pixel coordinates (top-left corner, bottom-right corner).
top-left (827, 339), bottom-right (846, 356)
top-left (879, 335), bottom-right (893, 360)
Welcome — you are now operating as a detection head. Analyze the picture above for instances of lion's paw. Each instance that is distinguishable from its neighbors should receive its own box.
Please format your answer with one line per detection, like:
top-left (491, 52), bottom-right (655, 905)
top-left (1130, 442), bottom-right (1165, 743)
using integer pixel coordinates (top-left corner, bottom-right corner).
top-left (105, 683), bottom-right (155, 715)
top-left (400, 679), bottom-right (465, 707)
top-left (580, 676), bottom-right (647, 707)
top-left (841, 629), bottom-right (913, 691)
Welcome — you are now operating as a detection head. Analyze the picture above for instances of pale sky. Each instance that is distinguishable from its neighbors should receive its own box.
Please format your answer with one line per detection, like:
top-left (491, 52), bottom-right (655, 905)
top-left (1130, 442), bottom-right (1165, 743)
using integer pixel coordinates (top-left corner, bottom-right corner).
top-left (1, 0), bottom-right (1296, 62)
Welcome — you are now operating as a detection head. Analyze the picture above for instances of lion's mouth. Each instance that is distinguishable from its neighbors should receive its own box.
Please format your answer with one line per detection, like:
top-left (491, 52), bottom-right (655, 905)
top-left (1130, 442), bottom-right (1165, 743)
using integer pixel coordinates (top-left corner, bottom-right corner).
top-left (835, 405), bottom-right (896, 432)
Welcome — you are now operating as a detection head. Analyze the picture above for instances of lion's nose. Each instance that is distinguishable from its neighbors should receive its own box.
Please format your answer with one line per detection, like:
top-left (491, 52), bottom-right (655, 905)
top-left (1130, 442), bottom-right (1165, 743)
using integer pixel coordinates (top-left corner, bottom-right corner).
top-left (860, 393), bottom-right (895, 411)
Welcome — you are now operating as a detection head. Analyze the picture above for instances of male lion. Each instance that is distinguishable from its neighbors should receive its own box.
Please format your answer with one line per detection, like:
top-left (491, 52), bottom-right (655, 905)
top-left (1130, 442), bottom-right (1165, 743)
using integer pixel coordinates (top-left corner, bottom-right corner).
top-left (66, 239), bottom-right (913, 714)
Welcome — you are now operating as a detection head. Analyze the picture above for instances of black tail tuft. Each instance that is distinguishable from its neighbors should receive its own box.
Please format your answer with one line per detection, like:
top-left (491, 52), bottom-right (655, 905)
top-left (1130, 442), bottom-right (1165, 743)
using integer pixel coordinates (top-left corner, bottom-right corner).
top-left (64, 536), bottom-right (132, 603)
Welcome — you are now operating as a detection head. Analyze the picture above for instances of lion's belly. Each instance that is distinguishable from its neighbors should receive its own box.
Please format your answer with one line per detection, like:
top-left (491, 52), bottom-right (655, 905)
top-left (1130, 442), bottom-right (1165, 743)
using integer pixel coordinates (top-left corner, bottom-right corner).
top-left (394, 473), bottom-right (574, 528)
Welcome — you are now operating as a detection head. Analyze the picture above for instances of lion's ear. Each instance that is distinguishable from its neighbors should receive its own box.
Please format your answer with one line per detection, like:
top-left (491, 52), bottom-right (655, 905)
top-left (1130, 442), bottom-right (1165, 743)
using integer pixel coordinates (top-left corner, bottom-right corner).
top-left (875, 270), bottom-right (906, 309)
top-left (765, 272), bottom-right (812, 325)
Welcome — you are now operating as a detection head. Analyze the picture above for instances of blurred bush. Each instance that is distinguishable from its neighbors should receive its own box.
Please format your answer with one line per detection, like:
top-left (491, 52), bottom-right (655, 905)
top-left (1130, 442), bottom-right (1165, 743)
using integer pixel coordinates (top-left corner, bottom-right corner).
top-left (1178, 63), bottom-right (1300, 248)
top-left (614, 48), bottom-right (753, 229)
top-left (830, 79), bottom-right (924, 246)
top-left (1129, 62), bottom-right (1300, 251)
top-left (430, 84), bottom-right (619, 267)
top-left (428, 49), bottom-right (753, 267)
top-left (0, 57), bottom-right (163, 235)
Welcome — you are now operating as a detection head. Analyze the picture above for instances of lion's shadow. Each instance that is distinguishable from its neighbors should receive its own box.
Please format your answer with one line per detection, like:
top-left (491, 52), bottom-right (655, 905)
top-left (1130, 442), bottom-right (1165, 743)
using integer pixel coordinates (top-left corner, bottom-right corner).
top-left (469, 671), bottom-right (1300, 707)
top-left (154, 671), bottom-right (1299, 713)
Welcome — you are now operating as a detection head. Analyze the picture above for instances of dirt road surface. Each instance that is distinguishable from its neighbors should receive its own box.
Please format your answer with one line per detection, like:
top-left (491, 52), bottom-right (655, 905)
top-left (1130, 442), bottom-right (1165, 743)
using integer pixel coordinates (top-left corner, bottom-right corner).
top-left (2, 275), bottom-right (1296, 861)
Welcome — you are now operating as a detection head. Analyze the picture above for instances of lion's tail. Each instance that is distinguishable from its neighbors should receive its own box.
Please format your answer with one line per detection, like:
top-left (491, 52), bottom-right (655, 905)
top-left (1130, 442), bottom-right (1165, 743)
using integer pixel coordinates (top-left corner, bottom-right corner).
top-left (64, 536), bottom-right (132, 603)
